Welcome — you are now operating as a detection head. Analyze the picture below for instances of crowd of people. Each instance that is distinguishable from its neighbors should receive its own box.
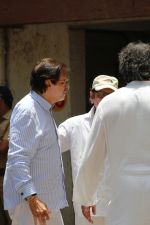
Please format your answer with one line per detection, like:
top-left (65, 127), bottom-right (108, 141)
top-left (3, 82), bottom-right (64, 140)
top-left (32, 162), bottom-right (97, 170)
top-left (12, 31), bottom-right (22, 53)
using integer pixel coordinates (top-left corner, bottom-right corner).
top-left (0, 41), bottom-right (150, 225)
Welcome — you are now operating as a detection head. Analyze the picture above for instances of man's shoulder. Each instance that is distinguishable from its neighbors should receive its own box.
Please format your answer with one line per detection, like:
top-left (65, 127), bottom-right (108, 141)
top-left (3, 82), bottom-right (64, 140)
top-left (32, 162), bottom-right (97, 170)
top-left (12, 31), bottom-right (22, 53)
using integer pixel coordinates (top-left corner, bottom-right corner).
top-left (65, 112), bottom-right (88, 124)
top-left (59, 112), bottom-right (88, 129)
top-left (12, 93), bottom-right (35, 117)
top-left (16, 93), bottom-right (33, 105)
top-left (101, 87), bottom-right (127, 105)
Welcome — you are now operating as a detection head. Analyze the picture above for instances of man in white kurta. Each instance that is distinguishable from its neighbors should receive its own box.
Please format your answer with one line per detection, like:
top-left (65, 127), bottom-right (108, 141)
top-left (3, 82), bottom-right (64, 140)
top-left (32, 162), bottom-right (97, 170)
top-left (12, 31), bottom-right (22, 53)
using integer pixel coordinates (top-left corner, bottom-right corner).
top-left (58, 75), bottom-right (118, 225)
top-left (73, 42), bottom-right (150, 225)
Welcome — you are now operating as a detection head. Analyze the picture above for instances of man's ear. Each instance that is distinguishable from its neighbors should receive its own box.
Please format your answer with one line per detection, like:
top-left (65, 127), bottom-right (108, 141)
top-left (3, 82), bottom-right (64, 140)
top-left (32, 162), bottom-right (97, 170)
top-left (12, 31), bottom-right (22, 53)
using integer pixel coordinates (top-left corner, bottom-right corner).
top-left (89, 90), bottom-right (95, 103)
top-left (45, 79), bottom-right (51, 87)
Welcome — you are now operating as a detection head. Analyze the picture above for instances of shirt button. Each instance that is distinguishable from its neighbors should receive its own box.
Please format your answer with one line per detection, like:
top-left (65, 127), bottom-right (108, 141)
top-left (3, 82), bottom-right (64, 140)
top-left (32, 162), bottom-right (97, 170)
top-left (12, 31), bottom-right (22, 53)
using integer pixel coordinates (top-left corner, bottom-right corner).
top-left (21, 192), bottom-right (24, 196)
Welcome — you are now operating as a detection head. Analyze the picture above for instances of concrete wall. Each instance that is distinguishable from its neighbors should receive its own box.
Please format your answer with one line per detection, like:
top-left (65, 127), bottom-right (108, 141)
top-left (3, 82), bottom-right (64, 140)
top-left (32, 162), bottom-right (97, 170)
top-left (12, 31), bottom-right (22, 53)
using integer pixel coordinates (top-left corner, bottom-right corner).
top-left (0, 29), bottom-right (5, 85)
top-left (69, 29), bottom-right (86, 116)
top-left (7, 24), bottom-right (70, 105)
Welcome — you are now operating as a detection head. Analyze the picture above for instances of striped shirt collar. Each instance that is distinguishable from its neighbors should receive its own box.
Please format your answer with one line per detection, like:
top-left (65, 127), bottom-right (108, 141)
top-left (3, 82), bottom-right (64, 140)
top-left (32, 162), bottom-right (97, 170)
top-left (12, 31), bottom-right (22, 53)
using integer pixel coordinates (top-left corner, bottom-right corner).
top-left (30, 90), bottom-right (52, 112)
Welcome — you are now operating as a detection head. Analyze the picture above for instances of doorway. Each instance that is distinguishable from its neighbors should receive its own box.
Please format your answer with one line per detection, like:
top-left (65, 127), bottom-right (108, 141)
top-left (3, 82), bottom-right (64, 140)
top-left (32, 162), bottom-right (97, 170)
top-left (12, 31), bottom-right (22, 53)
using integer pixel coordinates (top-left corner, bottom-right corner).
top-left (85, 30), bottom-right (150, 111)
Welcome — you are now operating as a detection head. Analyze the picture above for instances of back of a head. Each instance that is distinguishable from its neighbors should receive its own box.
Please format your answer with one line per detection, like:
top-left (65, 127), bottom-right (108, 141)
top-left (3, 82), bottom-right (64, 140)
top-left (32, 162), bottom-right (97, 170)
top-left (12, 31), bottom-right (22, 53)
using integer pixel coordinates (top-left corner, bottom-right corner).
top-left (0, 85), bottom-right (13, 109)
top-left (119, 41), bottom-right (150, 83)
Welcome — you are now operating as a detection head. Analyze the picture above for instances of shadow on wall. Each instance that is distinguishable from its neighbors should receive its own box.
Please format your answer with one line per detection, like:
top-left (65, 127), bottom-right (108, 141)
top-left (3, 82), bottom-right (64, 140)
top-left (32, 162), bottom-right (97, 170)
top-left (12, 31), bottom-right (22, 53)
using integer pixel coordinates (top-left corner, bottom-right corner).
top-left (61, 151), bottom-right (75, 225)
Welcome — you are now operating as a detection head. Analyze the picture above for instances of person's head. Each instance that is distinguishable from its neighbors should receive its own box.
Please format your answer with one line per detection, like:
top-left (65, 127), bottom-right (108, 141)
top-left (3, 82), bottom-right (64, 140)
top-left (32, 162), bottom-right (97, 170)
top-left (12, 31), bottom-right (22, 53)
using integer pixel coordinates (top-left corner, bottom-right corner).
top-left (0, 85), bottom-right (13, 117)
top-left (119, 41), bottom-right (150, 84)
top-left (30, 58), bottom-right (69, 104)
top-left (89, 75), bottom-right (118, 109)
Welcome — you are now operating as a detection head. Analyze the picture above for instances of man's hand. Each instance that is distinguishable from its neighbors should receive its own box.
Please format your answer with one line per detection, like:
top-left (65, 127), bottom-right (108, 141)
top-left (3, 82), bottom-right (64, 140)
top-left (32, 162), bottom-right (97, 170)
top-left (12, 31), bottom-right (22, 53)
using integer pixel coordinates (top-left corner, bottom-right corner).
top-left (81, 205), bottom-right (96, 224)
top-left (27, 195), bottom-right (51, 225)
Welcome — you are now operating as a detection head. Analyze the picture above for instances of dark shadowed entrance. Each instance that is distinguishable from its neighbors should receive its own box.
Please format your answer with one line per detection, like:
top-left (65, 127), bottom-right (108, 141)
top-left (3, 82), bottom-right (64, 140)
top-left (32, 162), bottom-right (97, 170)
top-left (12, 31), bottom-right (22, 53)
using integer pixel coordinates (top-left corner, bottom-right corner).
top-left (85, 30), bottom-right (150, 111)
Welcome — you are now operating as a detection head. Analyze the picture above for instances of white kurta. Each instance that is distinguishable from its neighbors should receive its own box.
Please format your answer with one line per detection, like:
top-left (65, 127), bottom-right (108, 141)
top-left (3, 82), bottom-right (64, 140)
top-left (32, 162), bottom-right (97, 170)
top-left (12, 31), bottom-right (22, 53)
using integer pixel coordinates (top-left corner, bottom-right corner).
top-left (58, 107), bottom-right (109, 222)
top-left (73, 81), bottom-right (150, 225)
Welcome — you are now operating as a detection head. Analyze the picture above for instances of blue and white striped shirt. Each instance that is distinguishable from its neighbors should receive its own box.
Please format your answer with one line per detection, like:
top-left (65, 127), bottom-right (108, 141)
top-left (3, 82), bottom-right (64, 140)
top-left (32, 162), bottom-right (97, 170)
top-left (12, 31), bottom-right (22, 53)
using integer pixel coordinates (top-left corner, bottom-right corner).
top-left (3, 91), bottom-right (68, 210)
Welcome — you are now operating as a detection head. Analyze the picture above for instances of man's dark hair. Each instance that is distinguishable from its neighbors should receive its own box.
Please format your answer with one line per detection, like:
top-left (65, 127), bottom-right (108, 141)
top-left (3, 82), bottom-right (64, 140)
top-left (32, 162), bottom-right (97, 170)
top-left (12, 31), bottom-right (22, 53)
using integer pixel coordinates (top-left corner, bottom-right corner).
top-left (30, 58), bottom-right (67, 93)
top-left (119, 41), bottom-right (150, 83)
top-left (0, 86), bottom-right (13, 109)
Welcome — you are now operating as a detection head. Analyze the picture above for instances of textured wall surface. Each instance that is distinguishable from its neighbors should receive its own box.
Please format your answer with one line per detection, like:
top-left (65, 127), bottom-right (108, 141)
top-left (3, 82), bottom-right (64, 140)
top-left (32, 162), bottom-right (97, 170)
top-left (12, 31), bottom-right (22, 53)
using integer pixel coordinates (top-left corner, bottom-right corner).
top-left (69, 30), bottom-right (86, 116)
top-left (7, 24), bottom-right (69, 100)
top-left (0, 29), bottom-right (5, 84)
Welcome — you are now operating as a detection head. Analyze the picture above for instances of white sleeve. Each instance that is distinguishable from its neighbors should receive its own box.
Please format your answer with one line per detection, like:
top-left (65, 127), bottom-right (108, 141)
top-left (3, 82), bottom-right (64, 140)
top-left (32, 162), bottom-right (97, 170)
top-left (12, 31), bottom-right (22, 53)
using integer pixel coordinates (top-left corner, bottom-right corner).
top-left (73, 106), bottom-right (106, 206)
top-left (58, 120), bottom-right (71, 153)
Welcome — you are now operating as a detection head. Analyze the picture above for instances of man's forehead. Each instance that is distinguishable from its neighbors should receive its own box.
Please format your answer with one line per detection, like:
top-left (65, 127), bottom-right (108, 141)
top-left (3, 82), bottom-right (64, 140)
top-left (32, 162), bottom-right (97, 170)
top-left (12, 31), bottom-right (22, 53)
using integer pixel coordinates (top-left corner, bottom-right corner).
top-left (97, 88), bottom-right (114, 93)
